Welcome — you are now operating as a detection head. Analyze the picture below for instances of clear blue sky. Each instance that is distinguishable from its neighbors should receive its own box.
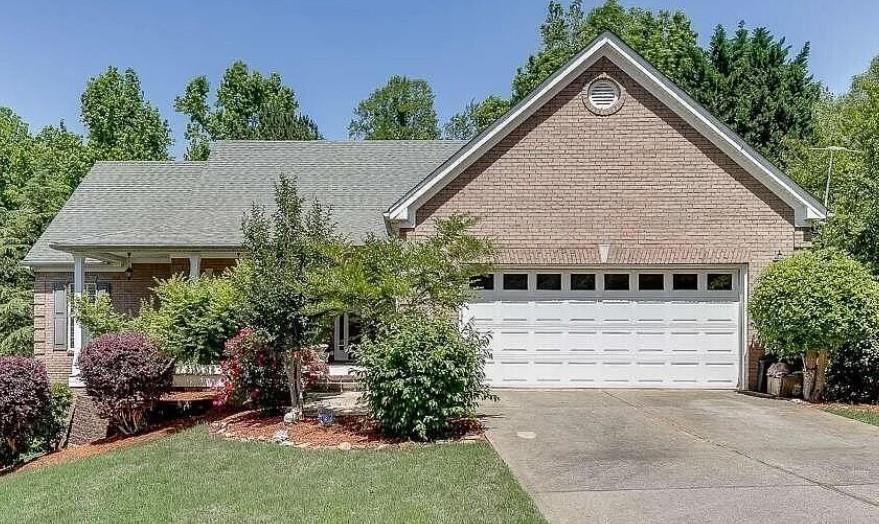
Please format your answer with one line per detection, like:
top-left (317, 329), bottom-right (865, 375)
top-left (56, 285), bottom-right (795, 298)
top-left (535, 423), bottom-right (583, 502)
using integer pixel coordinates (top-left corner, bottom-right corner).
top-left (1, 0), bottom-right (877, 158)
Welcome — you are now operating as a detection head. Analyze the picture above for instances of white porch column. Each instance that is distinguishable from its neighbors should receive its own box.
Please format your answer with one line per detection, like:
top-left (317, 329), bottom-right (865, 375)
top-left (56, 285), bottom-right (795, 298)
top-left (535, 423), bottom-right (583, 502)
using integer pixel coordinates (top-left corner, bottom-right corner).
top-left (188, 255), bottom-right (201, 280)
top-left (69, 255), bottom-right (85, 386)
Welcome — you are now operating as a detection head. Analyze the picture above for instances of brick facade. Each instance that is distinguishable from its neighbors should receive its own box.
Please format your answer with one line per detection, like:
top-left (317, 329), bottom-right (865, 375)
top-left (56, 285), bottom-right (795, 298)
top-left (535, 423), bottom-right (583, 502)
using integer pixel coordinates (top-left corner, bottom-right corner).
top-left (33, 259), bottom-right (236, 384)
top-left (403, 58), bottom-right (812, 389)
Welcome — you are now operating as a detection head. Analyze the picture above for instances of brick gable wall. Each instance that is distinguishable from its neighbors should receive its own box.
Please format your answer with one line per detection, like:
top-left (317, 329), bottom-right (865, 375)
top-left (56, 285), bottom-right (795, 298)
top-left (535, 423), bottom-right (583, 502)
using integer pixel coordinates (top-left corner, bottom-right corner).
top-left (403, 58), bottom-right (812, 389)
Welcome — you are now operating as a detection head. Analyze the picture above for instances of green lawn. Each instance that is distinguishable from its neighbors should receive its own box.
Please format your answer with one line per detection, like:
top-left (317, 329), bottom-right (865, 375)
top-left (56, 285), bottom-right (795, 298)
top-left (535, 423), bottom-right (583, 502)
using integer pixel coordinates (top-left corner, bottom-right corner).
top-left (0, 425), bottom-right (544, 524)
top-left (825, 405), bottom-right (879, 427)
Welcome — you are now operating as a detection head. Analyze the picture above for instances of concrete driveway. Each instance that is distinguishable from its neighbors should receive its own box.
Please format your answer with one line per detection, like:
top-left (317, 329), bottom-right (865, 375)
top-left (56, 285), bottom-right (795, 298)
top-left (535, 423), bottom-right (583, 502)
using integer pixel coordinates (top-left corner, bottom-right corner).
top-left (483, 390), bottom-right (879, 524)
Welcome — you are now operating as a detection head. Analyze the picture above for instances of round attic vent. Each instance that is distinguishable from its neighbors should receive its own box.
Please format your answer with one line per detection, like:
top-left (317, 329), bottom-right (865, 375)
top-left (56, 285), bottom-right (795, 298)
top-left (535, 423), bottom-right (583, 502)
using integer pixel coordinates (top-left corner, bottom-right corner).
top-left (588, 79), bottom-right (620, 109)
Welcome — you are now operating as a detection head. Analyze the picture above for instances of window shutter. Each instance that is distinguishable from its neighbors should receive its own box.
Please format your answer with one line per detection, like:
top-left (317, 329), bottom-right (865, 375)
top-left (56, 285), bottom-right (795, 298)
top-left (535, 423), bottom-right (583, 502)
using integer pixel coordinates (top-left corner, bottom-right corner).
top-left (52, 283), bottom-right (67, 348)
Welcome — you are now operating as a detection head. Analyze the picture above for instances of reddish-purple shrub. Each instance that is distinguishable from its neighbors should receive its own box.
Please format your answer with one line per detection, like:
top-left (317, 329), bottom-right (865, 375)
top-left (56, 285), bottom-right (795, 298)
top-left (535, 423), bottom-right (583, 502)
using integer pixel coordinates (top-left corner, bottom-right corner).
top-left (217, 328), bottom-right (289, 411)
top-left (78, 332), bottom-right (173, 435)
top-left (216, 328), bottom-right (329, 411)
top-left (0, 357), bottom-right (50, 466)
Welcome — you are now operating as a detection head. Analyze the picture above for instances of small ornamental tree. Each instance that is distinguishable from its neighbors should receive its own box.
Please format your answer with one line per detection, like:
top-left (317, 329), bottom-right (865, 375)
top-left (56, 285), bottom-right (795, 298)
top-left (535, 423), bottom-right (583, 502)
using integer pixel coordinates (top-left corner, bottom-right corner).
top-left (0, 357), bottom-right (50, 466)
top-left (78, 332), bottom-right (173, 434)
top-left (750, 250), bottom-right (879, 400)
top-left (240, 175), bottom-right (338, 419)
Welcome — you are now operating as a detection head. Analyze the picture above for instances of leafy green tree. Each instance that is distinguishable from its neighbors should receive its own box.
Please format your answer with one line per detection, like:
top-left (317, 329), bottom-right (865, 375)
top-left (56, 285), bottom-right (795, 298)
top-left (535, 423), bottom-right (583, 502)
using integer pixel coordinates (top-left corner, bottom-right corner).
top-left (750, 250), bottom-right (879, 400)
top-left (80, 67), bottom-right (172, 161)
top-left (348, 75), bottom-right (440, 140)
top-left (512, 0), bottom-right (710, 106)
top-left (315, 214), bottom-right (492, 336)
top-left (444, 96), bottom-right (511, 139)
top-left (788, 57), bottom-right (879, 271)
top-left (510, 1), bottom-right (820, 168)
top-left (175, 61), bottom-right (321, 160)
top-left (239, 175), bottom-right (338, 417)
top-left (702, 24), bottom-right (821, 167)
top-left (0, 113), bottom-right (92, 356)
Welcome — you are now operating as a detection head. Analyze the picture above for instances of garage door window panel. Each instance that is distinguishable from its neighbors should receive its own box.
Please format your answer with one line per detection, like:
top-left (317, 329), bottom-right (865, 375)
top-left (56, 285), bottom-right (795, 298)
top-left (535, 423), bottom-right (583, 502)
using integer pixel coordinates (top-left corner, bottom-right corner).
top-left (571, 273), bottom-right (596, 291)
top-left (536, 273), bottom-right (562, 290)
top-left (604, 273), bottom-right (630, 291)
top-left (673, 273), bottom-right (699, 291)
top-left (707, 273), bottom-right (733, 291)
top-left (502, 273), bottom-right (529, 291)
top-left (638, 273), bottom-right (665, 291)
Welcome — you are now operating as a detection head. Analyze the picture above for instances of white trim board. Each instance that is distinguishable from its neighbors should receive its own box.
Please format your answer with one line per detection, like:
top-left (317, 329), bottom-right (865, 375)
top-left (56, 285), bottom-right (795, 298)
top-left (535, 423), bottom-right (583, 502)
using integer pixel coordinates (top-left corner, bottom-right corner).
top-left (385, 31), bottom-right (826, 229)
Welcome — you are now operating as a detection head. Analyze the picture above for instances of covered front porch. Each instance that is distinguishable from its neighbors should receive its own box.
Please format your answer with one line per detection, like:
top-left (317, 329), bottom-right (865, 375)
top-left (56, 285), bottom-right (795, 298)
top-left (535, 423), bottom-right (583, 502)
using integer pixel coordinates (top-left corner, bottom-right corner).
top-left (45, 245), bottom-right (358, 387)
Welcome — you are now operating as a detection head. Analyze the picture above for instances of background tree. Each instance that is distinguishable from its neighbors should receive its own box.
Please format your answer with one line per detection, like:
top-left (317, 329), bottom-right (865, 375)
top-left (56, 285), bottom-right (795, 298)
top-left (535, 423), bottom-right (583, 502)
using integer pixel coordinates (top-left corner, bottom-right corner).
top-left (788, 57), bottom-right (879, 272)
top-left (80, 67), bottom-right (172, 161)
top-left (444, 96), bottom-right (511, 140)
top-left (349, 75), bottom-right (440, 140)
top-left (512, 0), bottom-right (710, 106)
top-left (0, 115), bottom-right (92, 355)
top-left (750, 250), bottom-right (879, 401)
top-left (175, 61), bottom-right (321, 160)
top-left (240, 175), bottom-right (337, 418)
top-left (502, 1), bottom-right (820, 168)
top-left (702, 24), bottom-right (821, 167)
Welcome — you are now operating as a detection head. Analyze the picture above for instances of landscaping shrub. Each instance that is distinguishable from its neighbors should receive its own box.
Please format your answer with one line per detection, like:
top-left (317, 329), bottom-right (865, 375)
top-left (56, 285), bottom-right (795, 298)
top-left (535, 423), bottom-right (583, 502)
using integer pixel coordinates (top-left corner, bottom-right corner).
top-left (73, 271), bottom-right (247, 365)
top-left (356, 313), bottom-right (495, 440)
top-left (78, 332), bottom-right (173, 435)
top-left (0, 357), bottom-right (50, 466)
top-left (217, 328), bottom-right (289, 411)
top-left (826, 338), bottom-right (879, 402)
top-left (750, 249), bottom-right (879, 400)
top-left (31, 383), bottom-right (73, 453)
top-left (218, 328), bottom-right (330, 411)
top-left (138, 273), bottom-right (247, 364)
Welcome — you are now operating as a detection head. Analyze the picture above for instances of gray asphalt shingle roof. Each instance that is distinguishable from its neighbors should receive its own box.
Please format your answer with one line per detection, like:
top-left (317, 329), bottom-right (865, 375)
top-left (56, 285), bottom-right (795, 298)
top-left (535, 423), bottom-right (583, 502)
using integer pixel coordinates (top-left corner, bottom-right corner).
top-left (24, 140), bottom-right (465, 266)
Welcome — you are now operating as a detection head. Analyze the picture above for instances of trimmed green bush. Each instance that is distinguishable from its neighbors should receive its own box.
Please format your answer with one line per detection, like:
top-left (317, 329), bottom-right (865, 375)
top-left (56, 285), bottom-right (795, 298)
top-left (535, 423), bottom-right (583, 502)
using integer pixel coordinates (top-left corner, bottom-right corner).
top-left (138, 273), bottom-right (247, 364)
top-left (356, 313), bottom-right (495, 440)
top-left (73, 271), bottom-right (247, 365)
top-left (750, 249), bottom-right (879, 400)
top-left (31, 383), bottom-right (73, 453)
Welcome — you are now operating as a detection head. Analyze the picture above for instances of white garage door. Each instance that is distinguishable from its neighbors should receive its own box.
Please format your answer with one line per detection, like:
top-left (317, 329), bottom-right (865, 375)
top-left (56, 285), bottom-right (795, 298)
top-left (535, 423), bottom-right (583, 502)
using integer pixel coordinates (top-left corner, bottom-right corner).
top-left (463, 269), bottom-right (742, 389)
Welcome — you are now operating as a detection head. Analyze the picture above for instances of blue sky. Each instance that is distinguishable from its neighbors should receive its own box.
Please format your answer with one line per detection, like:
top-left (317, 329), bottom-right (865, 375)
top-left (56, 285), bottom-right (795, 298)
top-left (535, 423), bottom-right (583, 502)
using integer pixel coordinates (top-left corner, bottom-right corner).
top-left (1, 1), bottom-right (877, 158)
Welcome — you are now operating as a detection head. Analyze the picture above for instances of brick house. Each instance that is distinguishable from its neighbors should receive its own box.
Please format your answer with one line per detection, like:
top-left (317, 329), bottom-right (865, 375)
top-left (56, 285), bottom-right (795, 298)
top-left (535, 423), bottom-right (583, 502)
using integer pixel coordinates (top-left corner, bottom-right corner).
top-left (25, 32), bottom-right (824, 395)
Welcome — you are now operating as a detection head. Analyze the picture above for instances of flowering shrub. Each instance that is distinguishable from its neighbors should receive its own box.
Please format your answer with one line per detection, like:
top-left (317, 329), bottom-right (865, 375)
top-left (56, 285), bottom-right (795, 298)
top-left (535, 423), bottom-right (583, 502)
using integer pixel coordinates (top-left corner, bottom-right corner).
top-left (0, 357), bottom-right (50, 466)
top-left (217, 328), bottom-right (289, 411)
top-left (217, 328), bottom-right (329, 411)
top-left (356, 312), bottom-right (495, 440)
top-left (78, 332), bottom-right (173, 435)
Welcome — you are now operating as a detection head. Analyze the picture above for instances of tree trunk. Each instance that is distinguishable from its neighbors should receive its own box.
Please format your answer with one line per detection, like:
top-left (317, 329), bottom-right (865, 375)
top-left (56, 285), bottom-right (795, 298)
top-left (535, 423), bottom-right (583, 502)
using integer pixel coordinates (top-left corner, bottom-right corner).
top-left (813, 350), bottom-right (830, 401)
top-left (285, 352), bottom-right (304, 422)
top-left (802, 351), bottom-right (818, 401)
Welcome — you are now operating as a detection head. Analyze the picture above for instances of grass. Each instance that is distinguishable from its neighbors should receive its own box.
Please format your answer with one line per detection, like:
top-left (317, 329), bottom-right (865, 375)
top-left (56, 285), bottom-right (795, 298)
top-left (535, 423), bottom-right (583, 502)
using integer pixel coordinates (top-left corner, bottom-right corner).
top-left (0, 425), bottom-right (544, 524)
top-left (825, 405), bottom-right (879, 427)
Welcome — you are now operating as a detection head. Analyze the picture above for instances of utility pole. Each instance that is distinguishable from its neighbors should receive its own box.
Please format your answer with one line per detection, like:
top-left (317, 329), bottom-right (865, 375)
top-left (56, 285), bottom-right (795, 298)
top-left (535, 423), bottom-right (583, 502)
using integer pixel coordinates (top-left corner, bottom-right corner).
top-left (809, 145), bottom-right (863, 208)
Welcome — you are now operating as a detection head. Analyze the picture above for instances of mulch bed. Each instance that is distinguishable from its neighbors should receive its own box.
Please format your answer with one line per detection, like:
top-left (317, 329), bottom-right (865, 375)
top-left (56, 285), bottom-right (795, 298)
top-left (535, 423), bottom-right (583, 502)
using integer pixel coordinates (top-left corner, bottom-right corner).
top-left (211, 410), bottom-right (484, 449)
top-left (16, 418), bottom-right (201, 473)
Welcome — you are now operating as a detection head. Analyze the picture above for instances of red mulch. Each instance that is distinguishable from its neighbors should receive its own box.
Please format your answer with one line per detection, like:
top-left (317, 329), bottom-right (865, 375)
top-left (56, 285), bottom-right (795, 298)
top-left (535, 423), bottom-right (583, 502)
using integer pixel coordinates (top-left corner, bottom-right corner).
top-left (16, 418), bottom-right (200, 473)
top-left (211, 410), bottom-right (484, 448)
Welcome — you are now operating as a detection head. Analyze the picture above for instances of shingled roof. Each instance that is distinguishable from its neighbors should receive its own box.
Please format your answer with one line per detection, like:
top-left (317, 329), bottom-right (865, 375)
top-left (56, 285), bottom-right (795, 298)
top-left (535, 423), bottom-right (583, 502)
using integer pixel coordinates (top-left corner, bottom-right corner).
top-left (24, 140), bottom-right (465, 266)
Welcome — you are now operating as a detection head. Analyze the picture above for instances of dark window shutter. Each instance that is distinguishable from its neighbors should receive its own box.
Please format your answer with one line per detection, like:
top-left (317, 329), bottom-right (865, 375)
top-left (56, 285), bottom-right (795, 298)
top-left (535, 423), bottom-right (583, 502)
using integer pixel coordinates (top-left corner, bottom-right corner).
top-left (52, 283), bottom-right (67, 348)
